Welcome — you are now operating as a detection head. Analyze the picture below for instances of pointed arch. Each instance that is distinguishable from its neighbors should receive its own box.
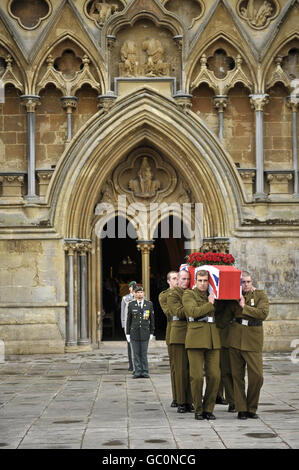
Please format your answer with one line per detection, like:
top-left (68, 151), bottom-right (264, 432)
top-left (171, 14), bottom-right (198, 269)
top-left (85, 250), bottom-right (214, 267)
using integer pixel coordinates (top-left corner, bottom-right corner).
top-left (186, 32), bottom-right (257, 92)
top-left (31, 32), bottom-right (106, 95)
top-left (47, 88), bottom-right (246, 242)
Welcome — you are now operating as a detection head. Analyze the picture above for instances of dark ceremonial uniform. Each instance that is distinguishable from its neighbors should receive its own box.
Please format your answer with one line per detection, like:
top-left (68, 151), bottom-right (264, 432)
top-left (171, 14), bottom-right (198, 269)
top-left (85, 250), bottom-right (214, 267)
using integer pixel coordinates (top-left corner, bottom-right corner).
top-left (126, 299), bottom-right (155, 378)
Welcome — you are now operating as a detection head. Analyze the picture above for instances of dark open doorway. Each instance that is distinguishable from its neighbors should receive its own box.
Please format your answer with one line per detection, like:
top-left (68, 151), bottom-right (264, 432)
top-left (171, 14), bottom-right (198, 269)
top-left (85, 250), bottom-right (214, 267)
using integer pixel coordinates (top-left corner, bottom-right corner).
top-left (101, 216), bottom-right (141, 340)
top-left (150, 216), bottom-right (187, 340)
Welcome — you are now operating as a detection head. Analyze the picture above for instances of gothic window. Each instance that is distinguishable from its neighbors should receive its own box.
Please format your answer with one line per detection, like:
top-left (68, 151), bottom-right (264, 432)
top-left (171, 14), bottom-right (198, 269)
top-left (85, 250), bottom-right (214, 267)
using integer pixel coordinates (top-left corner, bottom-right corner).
top-left (282, 49), bottom-right (299, 81)
top-left (207, 49), bottom-right (235, 80)
top-left (9, 0), bottom-right (51, 29)
top-left (54, 50), bottom-right (83, 80)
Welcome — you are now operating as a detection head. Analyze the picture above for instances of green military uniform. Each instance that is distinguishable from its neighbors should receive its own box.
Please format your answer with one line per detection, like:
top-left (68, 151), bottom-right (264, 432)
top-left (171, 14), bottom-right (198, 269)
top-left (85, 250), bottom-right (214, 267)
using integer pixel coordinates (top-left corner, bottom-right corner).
top-left (228, 289), bottom-right (269, 413)
top-left (167, 287), bottom-right (192, 408)
top-left (126, 299), bottom-right (155, 378)
top-left (182, 288), bottom-right (221, 415)
top-left (215, 301), bottom-right (235, 407)
top-left (159, 289), bottom-right (177, 404)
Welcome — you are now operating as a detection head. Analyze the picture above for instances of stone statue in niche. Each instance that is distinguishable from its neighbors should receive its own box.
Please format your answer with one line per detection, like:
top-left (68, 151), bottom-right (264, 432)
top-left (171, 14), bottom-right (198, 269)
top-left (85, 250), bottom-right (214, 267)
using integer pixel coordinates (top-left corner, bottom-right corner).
top-left (120, 40), bottom-right (139, 77)
top-left (238, 0), bottom-right (277, 28)
top-left (89, 0), bottom-right (118, 26)
top-left (129, 157), bottom-right (160, 198)
top-left (142, 39), bottom-right (168, 77)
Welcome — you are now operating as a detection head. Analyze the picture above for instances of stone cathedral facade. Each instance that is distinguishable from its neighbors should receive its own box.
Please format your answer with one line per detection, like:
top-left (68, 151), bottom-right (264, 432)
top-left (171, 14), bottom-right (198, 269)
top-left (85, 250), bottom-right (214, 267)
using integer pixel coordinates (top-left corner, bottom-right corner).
top-left (0, 0), bottom-right (298, 354)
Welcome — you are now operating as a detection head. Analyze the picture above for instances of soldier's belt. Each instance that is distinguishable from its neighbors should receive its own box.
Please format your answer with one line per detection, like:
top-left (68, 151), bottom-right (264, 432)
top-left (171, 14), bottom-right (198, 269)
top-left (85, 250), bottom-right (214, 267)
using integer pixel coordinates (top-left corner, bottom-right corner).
top-left (188, 316), bottom-right (215, 323)
top-left (235, 318), bottom-right (263, 326)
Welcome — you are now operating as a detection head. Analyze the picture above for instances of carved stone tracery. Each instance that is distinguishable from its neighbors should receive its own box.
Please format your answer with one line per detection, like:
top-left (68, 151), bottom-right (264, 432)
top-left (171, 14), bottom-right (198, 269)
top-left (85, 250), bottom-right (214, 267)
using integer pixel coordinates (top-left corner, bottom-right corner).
top-left (8, 0), bottom-right (51, 30)
top-left (36, 52), bottom-right (101, 96)
top-left (237, 0), bottom-right (280, 30)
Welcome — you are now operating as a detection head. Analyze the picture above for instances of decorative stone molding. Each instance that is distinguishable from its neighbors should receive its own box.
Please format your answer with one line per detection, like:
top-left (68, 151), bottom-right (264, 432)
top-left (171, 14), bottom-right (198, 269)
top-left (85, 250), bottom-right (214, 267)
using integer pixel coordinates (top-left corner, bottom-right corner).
top-left (8, 0), bottom-right (52, 30)
top-left (237, 0), bottom-right (280, 30)
top-left (37, 170), bottom-right (53, 197)
top-left (37, 54), bottom-right (101, 96)
top-left (163, 0), bottom-right (204, 30)
top-left (239, 170), bottom-right (256, 197)
top-left (98, 93), bottom-right (117, 112)
top-left (191, 53), bottom-right (253, 95)
top-left (20, 94), bottom-right (41, 112)
top-left (213, 95), bottom-right (228, 113)
top-left (0, 173), bottom-right (25, 200)
top-left (286, 95), bottom-right (299, 113)
top-left (267, 172), bottom-right (293, 195)
top-left (249, 93), bottom-right (269, 111)
top-left (174, 93), bottom-right (193, 112)
top-left (0, 54), bottom-right (23, 92)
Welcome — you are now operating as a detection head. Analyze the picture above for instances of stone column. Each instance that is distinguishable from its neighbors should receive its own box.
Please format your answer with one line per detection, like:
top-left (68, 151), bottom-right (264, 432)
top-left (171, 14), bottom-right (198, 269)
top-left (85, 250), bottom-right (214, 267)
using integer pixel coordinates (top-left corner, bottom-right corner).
top-left (213, 95), bottom-right (228, 140)
top-left (61, 96), bottom-right (78, 142)
top-left (20, 95), bottom-right (41, 201)
top-left (77, 241), bottom-right (91, 346)
top-left (137, 240), bottom-right (155, 300)
top-left (64, 241), bottom-right (78, 347)
top-left (286, 96), bottom-right (299, 197)
top-left (249, 94), bottom-right (269, 200)
top-left (173, 35), bottom-right (183, 92)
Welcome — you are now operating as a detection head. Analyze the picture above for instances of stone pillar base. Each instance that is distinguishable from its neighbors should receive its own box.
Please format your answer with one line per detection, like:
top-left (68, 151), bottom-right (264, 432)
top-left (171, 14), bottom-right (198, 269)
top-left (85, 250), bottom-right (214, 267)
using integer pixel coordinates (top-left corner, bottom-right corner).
top-left (65, 344), bottom-right (93, 353)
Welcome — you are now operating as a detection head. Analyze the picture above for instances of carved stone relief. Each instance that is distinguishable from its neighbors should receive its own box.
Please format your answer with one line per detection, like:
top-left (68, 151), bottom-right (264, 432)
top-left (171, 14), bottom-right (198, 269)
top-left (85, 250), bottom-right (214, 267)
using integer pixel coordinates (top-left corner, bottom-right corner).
top-left (237, 0), bottom-right (280, 29)
top-left (98, 147), bottom-right (193, 206)
top-left (112, 20), bottom-right (178, 83)
top-left (119, 38), bottom-right (170, 77)
top-left (8, 0), bottom-right (51, 30)
top-left (85, 0), bottom-right (124, 27)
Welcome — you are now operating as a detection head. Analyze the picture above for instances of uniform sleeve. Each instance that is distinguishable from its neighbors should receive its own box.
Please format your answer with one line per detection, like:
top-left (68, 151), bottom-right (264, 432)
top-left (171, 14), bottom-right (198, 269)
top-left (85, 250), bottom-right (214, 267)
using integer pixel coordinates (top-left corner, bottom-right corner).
top-left (182, 290), bottom-right (215, 319)
top-left (167, 290), bottom-right (185, 320)
top-left (159, 291), bottom-right (170, 318)
top-left (241, 291), bottom-right (269, 321)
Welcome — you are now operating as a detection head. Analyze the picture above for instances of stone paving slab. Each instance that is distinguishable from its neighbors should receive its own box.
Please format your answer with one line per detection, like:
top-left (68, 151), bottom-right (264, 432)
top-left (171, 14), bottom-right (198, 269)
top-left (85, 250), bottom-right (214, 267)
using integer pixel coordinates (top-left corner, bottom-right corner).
top-left (0, 342), bottom-right (298, 449)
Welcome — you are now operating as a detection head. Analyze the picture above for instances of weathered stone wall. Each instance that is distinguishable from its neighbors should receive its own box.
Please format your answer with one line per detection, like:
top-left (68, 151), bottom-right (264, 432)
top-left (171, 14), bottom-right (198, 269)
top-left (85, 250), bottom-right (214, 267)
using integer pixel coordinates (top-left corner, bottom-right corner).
top-left (0, 239), bottom-right (65, 353)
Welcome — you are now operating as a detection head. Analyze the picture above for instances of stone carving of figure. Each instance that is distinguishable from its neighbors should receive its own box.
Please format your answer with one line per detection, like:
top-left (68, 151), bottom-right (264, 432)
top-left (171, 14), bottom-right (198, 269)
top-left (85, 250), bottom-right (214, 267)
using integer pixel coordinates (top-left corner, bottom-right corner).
top-left (89, 0), bottom-right (118, 26)
top-left (142, 38), bottom-right (167, 76)
top-left (240, 0), bottom-right (274, 28)
top-left (129, 157), bottom-right (160, 198)
top-left (120, 40), bottom-right (139, 77)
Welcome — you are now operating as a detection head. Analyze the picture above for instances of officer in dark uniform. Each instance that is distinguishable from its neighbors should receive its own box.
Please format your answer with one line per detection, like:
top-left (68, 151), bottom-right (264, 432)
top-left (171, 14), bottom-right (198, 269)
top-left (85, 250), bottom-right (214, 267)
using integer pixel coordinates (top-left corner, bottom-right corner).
top-left (126, 285), bottom-right (155, 378)
top-left (158, 271), bottom-right (179, 407)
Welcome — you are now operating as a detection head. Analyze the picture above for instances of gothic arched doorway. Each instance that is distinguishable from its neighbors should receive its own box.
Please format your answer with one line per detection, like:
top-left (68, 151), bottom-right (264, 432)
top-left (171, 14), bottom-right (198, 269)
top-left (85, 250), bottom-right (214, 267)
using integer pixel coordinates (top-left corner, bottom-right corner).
top-left (101, 216), bottom-right (141, 340)
top-left (151, 216), bottom-right (188, 339)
